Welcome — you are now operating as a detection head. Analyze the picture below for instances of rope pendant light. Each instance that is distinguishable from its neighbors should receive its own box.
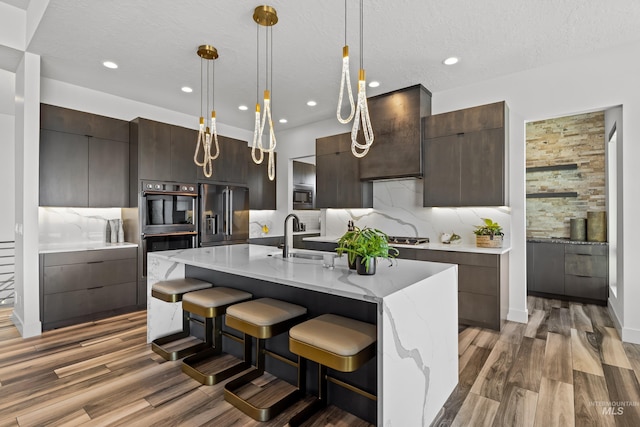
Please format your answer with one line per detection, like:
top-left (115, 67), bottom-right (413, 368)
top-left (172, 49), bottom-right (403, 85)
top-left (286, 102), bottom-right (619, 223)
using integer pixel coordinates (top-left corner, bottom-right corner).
top-left (193, 45), bottom-right (221, 177)
top-left (250, 5), bottom-right (278, 181)
top-left (351, 0), bottom-right (374, 158)
top-left (337, 0), bottom-right (355, 124)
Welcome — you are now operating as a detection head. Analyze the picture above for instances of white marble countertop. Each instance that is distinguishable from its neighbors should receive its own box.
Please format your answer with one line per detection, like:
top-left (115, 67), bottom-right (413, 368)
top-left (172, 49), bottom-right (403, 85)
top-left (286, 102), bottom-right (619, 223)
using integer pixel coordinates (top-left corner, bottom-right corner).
top-left (303, 235), bottom-right (511, 255)
top-left (148, 244), bottom-right (455, 302)
top-left (39, 242), bottom-right (138, 254)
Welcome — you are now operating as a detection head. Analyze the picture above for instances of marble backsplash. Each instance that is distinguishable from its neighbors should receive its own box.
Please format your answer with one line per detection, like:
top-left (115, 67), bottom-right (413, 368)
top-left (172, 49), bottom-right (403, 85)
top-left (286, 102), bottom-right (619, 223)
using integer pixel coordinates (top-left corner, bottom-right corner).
top-left (249, 209), bottom-right (321, 238)
top-left (324, 179), bottom-right (511, 245)
top-left (39, 207), bottom-right (123, 245)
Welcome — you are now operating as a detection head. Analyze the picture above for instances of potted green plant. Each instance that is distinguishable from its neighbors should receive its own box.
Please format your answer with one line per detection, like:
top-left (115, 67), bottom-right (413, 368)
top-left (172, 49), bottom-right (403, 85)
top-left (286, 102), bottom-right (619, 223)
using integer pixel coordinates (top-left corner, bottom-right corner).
top-left (336, 226), bottom-right (361, 270)
top-left (337, 227), bottom-right (399, 275)
top-left (473, 218), bottom-right (504, 248)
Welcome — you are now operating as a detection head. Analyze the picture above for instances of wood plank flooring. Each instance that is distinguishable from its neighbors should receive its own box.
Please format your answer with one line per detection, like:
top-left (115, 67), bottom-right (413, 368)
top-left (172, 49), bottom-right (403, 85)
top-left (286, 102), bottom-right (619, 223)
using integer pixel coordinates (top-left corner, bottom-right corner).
top-left (432, 296), bottom-right (640, 427)
top-left (0, 308), bottom-right (370, 427)
top-left (3, 296), bottom-right (640, 426)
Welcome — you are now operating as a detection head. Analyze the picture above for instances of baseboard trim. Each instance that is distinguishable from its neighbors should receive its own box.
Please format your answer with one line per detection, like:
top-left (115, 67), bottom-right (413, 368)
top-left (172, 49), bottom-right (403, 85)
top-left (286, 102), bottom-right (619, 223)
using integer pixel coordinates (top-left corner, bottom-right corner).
top-left (607, 301), bottom-right (640, 344)
top-left (507, 308), bottom-right (528, 324)
top-left (10, 310), bottom-right (42, 338)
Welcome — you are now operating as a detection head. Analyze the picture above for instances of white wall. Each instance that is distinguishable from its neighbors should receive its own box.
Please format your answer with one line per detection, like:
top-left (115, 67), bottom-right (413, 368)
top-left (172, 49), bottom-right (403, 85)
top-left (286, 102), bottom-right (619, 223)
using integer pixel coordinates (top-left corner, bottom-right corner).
top-left (435, 39), bottom-right (640, 343)
top-left (0, 113), bottom-right (15, 241)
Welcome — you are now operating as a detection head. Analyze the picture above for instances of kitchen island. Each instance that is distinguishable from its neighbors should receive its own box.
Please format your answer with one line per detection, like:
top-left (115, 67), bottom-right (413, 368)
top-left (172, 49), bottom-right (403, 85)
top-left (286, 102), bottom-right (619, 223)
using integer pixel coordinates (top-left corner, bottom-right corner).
top-left (147, 244), bottom-right (458, 426)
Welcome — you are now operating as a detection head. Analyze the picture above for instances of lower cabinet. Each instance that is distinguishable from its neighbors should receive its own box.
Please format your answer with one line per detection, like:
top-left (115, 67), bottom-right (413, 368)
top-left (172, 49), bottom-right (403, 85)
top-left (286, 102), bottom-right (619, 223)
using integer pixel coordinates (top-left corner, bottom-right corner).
top-left (527, 241), bottom-right (608, 303)
top-left (304, 241), bottom-right (508, 330)
top-left (40, 247), bottom-right (138, 330)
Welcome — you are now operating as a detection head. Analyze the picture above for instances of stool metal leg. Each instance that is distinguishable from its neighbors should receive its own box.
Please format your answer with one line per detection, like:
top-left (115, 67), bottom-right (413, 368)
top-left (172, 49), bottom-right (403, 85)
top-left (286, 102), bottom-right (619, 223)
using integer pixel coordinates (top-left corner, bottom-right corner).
top-left (289, 364), bottom-right (327, 427)
top-left (224, 337), bottom-right (302, 422)
top-left (182, 317), bottom-right (251, 386)
top-left (151, 309), bottom-right (209, 361)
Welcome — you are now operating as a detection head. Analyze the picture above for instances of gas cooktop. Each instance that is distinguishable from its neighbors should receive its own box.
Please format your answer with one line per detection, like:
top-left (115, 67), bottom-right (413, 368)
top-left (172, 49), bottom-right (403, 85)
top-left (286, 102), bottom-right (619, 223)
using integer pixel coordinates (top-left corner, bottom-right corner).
top-left (387, 236), bottom-right (430, 245)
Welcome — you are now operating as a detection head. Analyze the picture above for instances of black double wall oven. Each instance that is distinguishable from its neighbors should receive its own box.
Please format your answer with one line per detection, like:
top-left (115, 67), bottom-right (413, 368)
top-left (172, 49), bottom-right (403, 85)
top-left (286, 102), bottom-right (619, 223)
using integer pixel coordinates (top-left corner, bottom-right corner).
top-left (140, 181), bottom-right (198, 279)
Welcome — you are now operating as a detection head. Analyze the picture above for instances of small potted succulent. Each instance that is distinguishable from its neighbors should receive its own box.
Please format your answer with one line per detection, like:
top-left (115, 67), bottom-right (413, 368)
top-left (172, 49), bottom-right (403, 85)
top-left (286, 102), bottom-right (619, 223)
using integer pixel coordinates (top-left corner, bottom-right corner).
top-left (473, 218), bottom-right (504, 248)
top-left (337, 226), bottom-right (399, 275)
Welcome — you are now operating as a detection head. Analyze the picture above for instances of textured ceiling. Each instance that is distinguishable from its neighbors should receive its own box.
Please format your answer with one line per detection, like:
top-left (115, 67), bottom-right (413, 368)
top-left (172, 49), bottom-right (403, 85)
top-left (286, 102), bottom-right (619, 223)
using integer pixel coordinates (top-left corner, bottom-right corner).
top-left (12, 0), bottom-right (640, 130)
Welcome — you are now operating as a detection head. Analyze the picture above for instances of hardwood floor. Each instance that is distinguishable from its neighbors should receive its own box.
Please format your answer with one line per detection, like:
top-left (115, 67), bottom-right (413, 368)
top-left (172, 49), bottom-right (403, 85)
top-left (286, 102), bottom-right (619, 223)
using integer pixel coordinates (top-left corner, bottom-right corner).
top-left (3, 296), bottom-right (640, 427)
top-left (432, 296), bottom-right (640, 427)
top-left (0, 308), bottom-right (371, 427)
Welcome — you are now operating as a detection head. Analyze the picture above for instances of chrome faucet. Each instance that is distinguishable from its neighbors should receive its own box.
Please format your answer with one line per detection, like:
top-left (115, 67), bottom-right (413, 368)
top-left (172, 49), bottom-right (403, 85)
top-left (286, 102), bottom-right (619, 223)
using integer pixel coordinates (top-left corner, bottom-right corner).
top-left (283, 213), bottom-right (300, 258)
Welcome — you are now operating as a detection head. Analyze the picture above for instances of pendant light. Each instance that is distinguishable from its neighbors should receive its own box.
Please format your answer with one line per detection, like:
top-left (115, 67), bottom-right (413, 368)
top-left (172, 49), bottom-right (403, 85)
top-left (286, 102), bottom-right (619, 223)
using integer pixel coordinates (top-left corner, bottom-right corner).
top-left (337, 0), bottom-right (355, 124)
top-left (250, 5), bottom-right (278, 181)
top-left (351, 0), bottom-right (374, 158)
top-left (193, 45), bottom-right (221, 178)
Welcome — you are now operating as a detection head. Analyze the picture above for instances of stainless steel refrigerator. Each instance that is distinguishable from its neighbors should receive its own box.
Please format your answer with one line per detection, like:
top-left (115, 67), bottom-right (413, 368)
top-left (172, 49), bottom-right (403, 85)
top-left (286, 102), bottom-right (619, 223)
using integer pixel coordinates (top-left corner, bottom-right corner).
top-left (199, 183), bottom-right (249, 246)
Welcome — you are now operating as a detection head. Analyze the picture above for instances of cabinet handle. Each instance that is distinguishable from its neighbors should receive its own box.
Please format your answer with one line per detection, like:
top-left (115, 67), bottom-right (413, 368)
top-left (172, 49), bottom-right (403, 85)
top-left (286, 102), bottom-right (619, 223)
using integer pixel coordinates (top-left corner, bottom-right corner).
top-left (87, 261), bottom-right (104, 264)
top-left (87, 286), bottom-right (104, 290)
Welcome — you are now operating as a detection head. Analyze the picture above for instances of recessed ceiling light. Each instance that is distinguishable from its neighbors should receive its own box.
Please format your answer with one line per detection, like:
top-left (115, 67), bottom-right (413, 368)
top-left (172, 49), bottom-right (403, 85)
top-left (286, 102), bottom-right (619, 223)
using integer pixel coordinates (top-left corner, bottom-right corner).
top-left (368, 81), bottom-right (380, 88)
top-left (443, 57), bottom-right (459, 65)
top-left (307, 100), bottom-right (317, 107)
top-left (102, 61), bottom-right (118, 69)
top-left (181, 86), bottom-right (193, 93)
top-left (238, 105), bottom-right (249, 111)
top-left (279, 118), bottom-right (288, 124)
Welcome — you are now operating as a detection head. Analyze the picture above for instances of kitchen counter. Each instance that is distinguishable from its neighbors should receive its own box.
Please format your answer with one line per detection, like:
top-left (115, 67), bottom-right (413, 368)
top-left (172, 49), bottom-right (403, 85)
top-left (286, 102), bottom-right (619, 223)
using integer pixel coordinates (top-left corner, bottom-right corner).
top-left (39, 241), bottom-right (138, 254)
top-left (147, 244), bottom-right (458, 425)
top-left (304, 235), bottom-right (511, 255)
top-left (527, 237), bottom-right (608, 246)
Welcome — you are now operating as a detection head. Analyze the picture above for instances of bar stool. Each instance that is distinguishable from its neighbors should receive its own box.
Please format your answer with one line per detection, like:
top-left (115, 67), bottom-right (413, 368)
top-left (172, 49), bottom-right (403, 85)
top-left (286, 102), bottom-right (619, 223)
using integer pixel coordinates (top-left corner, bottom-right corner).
top-left (151, 277), bottom-right (214, 361)
top-left (223, 298), bottom-right (307, 421)
top-left (181, 287), bottom-right (253, 385)
top-left (288, 314), bottom-right (377, 426)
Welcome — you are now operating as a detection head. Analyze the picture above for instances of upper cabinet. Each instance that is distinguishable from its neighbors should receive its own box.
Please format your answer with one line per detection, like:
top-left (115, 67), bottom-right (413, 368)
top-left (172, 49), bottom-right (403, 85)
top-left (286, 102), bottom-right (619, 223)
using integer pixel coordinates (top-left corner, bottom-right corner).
top-left (170, 125), bottom-right (198, 183)
top-left (197, 136), bottom-right (249, 185)
top-left (359, 84), bottom-right (432, 180)
top-left (130, 118), bottom-right (172, 183)
top-left (423, 101), bottom-right (508, 207)
top-left (40, 104), bottom-right (129, 207)
top-left (247, 151), bottom-right (277, 210)
top-left (316, 133), bottom-right (373, 209)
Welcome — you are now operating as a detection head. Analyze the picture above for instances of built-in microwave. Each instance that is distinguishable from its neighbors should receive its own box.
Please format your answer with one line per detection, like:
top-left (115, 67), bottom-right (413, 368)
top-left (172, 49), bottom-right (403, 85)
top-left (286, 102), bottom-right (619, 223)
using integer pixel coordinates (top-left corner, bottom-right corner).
top-left (293, 188), bottom-right (313, 209)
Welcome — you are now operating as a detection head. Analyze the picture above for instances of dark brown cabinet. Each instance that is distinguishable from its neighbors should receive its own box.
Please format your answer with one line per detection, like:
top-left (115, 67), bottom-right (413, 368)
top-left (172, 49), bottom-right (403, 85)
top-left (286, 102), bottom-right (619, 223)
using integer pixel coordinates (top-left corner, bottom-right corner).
top-left (414, 250), bottom-right (508, 330)
top-left (197, 136), bottom-right (249, 184)
top-left (423, 101), bottom-right (507, 207)
top-left (247, 151), bottom-right (277, 210)
top-left (293, 161), bottom-right (315, 185)
top-left (40, 104), bottom-right (130, 207)
top-left (39, 247), bottom-right (138, 330)
top-left (130, 118), bottom-right (172, 182)
top-left (360, 84), bottom-right (432, 180)
top-left (527, 241), bottom-right (608, 302)
top-left (315, 133), bottom-right (373, 209)
top-left (170, 125), bottom-right (198, 183)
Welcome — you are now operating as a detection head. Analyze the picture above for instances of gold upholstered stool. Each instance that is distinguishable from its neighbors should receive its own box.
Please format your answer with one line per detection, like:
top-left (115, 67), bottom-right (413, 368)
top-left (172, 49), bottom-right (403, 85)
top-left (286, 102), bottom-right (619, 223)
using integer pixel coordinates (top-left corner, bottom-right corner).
top-left (180, 287), bottom-right (253, 385)
top-left (223, 298), bottom-right (307, 421)
top-left (151, 278), bottom-right (214, 361)
top-left (288, 314), bottom-right (377, 426)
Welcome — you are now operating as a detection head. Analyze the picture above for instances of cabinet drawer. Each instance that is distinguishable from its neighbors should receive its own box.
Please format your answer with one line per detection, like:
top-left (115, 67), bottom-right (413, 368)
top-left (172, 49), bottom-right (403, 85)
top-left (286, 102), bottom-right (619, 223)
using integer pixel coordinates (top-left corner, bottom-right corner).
top-left (44, 247), bottom-right (137, 266)
top-left (415, 250), bottom-right (498, 268)
top-left (458, 291), bottom-right (498, 329)
top-left (459, 265), bottom-right (498, 295)
top-left (564, 275), bottom-right (608, 301)
top-left (43, 282), bottom-right (137, 323)
top-left (44, 258), bottom-right (137, 294)
top-left (564, 254), bottom-right (607, 278)
top-left (565, 244), bottom-right (607, 256)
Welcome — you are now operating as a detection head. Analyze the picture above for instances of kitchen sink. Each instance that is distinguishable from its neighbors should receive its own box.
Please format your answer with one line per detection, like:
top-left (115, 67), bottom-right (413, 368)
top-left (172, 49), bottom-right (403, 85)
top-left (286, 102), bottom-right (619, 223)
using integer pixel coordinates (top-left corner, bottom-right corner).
top-left (268, 249), bottom-right (336, 263)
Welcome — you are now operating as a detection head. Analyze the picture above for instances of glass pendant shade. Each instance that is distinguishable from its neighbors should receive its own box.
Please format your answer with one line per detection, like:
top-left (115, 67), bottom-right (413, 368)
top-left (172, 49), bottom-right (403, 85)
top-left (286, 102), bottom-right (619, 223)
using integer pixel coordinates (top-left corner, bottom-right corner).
top-left (351, 69), bottom-right (374, 158)
top-left (193, 45), bottom-right (220, 178)
top-left (337, 45), bottom-right (355, 124)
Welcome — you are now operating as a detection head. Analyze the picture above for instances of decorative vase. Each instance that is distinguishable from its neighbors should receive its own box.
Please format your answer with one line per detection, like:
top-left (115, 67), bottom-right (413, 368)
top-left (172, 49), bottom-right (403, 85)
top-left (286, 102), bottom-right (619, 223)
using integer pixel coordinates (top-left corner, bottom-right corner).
top-left (355, 256), bottom-right (376, 275)
top-left (476, 234), bottom-right (503, 248)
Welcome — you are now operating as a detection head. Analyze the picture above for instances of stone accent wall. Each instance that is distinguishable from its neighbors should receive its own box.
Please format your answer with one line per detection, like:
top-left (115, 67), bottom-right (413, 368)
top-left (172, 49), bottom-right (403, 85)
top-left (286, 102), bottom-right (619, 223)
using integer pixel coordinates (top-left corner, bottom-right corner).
top-left (526, 111), bottom-right (605, 239)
